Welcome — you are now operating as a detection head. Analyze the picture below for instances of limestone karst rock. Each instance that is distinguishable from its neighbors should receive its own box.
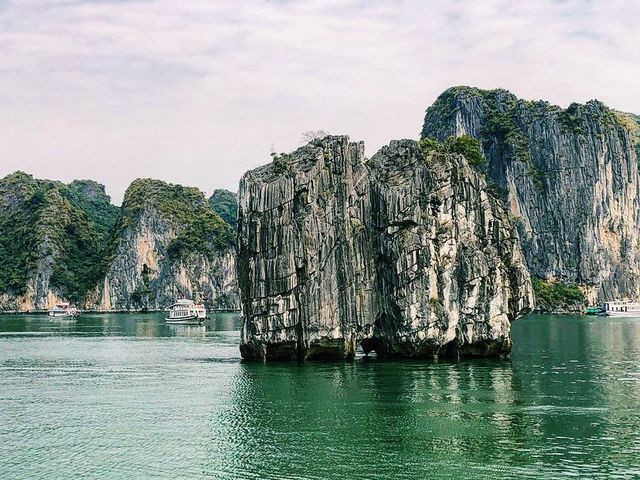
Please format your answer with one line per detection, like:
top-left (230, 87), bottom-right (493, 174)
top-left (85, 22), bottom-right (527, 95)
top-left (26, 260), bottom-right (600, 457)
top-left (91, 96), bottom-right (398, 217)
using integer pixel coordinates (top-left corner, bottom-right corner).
top-left (86, 179), bottom-right (239, 311)
top-left (369, 140), bottom-right (533, 357)
top-left (238, 138), bottom-right (377, 360)
top-left (0, 172), bottom-right (240, 312)
top-left (0, 172), bottom-right (110, 310)
top-left (237, 136), bottom-right (534, 361)
top-left (421, 86), bottom-right (640, 305)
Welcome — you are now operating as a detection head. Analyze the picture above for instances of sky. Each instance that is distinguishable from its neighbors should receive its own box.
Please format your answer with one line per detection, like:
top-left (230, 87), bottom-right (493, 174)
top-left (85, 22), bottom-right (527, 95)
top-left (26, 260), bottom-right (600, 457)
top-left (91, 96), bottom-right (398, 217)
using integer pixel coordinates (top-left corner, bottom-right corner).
top-left (1, 0), bottom-right (639, 204)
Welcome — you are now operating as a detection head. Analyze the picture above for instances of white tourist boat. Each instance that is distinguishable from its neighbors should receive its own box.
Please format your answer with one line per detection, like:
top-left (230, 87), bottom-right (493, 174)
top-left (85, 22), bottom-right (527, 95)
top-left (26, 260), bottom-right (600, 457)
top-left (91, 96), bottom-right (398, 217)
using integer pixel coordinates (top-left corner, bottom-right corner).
top-left (165, 299), bottom-right (207, 325)
top-left (603, 300), bottom-right (640, 317)
top-left (48, 302), bottom-right (79, 318)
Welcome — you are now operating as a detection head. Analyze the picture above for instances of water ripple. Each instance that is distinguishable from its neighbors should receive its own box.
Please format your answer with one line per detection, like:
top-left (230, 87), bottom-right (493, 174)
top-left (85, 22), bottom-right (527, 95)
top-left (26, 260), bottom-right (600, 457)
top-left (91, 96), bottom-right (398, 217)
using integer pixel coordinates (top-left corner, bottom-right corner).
top-left (0, 313), bottom-right (638, 479)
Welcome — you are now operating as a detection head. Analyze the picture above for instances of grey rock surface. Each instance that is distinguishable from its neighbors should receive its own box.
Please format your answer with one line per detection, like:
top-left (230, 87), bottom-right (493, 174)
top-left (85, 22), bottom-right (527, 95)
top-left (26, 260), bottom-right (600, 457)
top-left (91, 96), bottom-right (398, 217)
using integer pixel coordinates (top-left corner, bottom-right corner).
top-left (238, 136), bottom-right (533, 361)
top-left (421, 87), bottom-right (640, 303)
top-left (86, 207), bottom-right (239, 311)
top-left (369, 140), bottom-right (533, 357)
top-left (238, 137), bottom-right (377, 360)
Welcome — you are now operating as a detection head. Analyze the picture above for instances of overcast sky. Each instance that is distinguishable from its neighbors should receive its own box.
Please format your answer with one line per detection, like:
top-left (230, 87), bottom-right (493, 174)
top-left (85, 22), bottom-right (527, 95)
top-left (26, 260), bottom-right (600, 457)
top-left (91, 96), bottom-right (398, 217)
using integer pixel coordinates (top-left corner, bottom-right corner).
top-left (1, 0), bottom-right (638, 204)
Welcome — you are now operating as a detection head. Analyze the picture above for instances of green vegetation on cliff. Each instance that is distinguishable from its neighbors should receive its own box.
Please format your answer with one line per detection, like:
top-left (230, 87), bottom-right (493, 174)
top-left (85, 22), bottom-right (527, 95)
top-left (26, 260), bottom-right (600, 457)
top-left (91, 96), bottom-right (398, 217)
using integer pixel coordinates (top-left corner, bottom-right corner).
top-left (614, 111), bottom-right (640, 161)
top-left (66, 180), bottom-right (119, 239)
top-left (104, 179), bottom-right (235, 267)
top-left (419, 135), bottom-right (485, 168)
top-left (0, 172), bottom-right (105, 301)
top-left (531, 277), bottom-right (585, 313)
top-left (0, 172), bottom-right (237, 307)
top-left (167, 214), bottom-right (234, 260)
top-left (0, 172), bottom-right (44, 294)
top-left (209, 189), bottom-right (238, 229)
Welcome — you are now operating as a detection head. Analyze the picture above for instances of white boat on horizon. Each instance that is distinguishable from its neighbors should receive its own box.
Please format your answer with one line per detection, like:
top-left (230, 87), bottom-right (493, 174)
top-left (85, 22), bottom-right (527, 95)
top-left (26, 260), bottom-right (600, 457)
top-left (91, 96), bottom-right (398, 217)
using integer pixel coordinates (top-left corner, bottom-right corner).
top-left (48, 302), bottom-right (79, 318)
top-left (603, 300), bottom-right (640, 317)
top-left (165, 299), bottom-right (207, 325)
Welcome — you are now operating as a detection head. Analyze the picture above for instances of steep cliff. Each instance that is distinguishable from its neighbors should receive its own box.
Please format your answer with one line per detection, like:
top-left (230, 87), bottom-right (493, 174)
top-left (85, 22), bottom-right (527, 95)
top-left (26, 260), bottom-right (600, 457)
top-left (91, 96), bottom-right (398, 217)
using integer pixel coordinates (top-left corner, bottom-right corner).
top-left (238, 136), bottom-right (533, 361)
top-left (421, 87), bottom-right (640, 306)
top-left (87, 179), bottom-right (239, 311)
top-left (369, 140), bottom-right (533, 357)
top-left (0, 172), bottom-right (108, 310)
top-left (238, 137), bottom-right (377, 360)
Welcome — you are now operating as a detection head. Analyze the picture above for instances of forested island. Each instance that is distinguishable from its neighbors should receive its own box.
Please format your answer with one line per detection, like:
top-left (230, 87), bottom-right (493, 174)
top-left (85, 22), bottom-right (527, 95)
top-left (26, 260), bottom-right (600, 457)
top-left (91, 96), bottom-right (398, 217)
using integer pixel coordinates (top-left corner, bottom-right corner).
top-left (0, 174), bottom-right (239, 311)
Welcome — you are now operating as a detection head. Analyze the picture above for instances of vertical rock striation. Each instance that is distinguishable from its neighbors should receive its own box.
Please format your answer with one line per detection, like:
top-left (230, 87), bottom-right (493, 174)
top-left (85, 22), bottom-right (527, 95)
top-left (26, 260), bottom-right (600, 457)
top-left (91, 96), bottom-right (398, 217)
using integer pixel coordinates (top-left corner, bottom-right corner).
top-left (421, 86), bottom-right (640, 303)
top-left (369, 140), bottom-right (533, 357)
top-left (238, 137), bottom-right (377, 360)
top-left (237, 136), bottom-right (533, 361)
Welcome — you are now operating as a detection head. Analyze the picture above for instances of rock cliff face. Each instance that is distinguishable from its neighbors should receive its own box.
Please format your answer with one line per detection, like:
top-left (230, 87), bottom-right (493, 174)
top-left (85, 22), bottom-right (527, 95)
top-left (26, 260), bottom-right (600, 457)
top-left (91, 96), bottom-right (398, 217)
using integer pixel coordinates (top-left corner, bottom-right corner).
top-left (369, 140), bottom-right (533, 357)
top-left (238, 136), bottom-right (533, 361)
top-left (87, 179), bottom-right (239, 311)
top-left (0, 172), bottom-right (109, 310)
top-left (0, 172), bottom-right (240, 312)
top-left (238, 138), bottom-right (377, 360)
top-left (421, 87), bottom-right (640, 304)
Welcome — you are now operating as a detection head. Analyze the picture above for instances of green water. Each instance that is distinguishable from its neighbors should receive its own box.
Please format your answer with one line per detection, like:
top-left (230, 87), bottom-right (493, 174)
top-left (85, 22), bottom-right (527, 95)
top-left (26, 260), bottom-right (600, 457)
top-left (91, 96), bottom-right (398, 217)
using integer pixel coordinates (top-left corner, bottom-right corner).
top-left (0, 313), bottom-right (638, 479)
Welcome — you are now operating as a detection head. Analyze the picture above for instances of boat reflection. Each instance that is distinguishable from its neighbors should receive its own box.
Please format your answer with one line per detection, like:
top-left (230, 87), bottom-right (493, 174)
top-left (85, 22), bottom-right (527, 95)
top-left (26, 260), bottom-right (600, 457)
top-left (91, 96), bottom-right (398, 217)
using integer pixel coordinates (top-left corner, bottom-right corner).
top-left (166, 323), bottom-right (207, 337)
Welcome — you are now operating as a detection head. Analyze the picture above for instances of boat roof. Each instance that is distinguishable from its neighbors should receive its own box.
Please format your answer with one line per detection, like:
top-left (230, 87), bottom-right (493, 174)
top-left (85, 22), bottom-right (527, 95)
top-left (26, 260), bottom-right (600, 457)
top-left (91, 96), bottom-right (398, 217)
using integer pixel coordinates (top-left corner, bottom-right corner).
top-left (175, 299), bottom-right (194, 305)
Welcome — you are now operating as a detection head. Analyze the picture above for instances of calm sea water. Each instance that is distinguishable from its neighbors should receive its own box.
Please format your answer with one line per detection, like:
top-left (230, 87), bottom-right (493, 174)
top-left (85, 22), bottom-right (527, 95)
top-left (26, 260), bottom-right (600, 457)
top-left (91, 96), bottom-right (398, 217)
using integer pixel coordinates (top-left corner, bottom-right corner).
top-left (0, 313), bottom-right (638, 479)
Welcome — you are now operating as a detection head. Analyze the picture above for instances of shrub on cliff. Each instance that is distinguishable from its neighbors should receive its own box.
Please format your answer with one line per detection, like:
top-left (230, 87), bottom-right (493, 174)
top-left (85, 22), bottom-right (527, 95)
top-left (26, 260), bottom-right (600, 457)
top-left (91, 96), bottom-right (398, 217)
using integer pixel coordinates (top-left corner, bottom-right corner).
top-left (419, 135), bottom-right (485, 168)
top-left (167, 214), bottom-right (234, 261)
top-left (209, 189), bottom-right (238, 229)
top-left (444, 135), bottom-right (485, 167)
top-left (532, 277), bottom-right (585, 313)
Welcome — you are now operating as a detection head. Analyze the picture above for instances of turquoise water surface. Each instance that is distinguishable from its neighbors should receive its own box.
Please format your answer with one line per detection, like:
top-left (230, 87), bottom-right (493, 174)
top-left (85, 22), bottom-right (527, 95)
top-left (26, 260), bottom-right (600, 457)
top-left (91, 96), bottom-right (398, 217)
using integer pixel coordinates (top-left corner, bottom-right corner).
top-left (0, 313), bottom-right (638, 479)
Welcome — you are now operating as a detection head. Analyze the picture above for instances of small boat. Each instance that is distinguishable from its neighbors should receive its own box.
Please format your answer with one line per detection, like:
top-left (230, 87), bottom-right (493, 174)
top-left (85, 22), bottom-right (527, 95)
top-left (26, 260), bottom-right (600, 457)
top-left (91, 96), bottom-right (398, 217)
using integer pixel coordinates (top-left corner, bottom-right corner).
top-left (602, 300), bottom-right (640, 317)
top-left (48, 302), bottom-right (79, 318)
top-left (585, 306), bottom-right (604, 315)
top-left (165, 299), bottom-right (206, 325)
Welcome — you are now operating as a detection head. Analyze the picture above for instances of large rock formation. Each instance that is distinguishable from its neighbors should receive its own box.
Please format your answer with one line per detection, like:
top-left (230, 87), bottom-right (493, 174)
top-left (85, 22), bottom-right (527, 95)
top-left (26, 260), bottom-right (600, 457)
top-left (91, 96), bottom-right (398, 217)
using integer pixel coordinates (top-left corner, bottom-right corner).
top-left (369, 140), bottom-right (533, 357)
top-left (238, 138), bottom-right (377, 360)
top-left (238, 136), bottom-right (533, 361)
top-left (0, 172), bottom-right (240, 312)
top-left (86, 179), bottom-right (239, 311)
top-left (421, 86), bottom-right (640, 305)
top-left (0, 172), bottom-right (110, 310)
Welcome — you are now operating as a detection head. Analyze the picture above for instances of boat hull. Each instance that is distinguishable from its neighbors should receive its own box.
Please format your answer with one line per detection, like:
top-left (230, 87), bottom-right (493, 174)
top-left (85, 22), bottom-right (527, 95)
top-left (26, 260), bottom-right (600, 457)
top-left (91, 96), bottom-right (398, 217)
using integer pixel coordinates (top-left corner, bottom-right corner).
top-left (165, 316), bottom-right (204, 325)
top-left (604, 312), bottom-right (640, 318)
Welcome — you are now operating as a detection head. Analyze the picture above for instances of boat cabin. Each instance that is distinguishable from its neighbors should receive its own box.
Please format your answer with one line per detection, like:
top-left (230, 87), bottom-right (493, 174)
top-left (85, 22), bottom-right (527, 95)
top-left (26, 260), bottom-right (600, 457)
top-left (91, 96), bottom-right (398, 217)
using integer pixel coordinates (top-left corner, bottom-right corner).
top-left (166, 299), bottom-right (207, 322)
top-left (603, 300), bottom-right (640, 316)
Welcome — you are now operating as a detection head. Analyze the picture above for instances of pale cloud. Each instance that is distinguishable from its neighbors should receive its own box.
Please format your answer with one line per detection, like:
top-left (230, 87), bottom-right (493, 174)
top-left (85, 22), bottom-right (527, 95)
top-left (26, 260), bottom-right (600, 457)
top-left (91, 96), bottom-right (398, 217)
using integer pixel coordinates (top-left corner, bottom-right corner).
top-left (0, 0), bottom-right (638, 203)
